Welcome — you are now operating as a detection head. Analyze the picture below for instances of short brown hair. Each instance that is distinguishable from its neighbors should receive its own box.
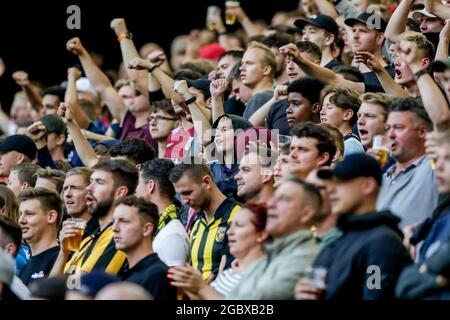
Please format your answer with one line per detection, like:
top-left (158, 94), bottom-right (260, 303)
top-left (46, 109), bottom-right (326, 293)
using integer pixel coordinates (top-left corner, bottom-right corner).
top-left (18, 187), bottom-right (63, 229)
top-left (11, 163), bottom-right (40, 187)
top-left (402, 33), bottom-right (435, 62)
top-left (361, 92), bottom-right (393, 121)
top-left (92, 159), bottom-right (138, 195)
top-left (35, 168), bottom-right (66, 194)
top-left (115, 196), bottom-right (159, 237)
top-left (320, 85), bottom-right (361, 126)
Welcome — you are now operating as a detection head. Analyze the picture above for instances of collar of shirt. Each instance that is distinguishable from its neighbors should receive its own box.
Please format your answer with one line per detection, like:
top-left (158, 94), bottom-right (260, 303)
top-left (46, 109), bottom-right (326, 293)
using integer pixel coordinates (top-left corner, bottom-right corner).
top-left (122, 253), bottom-right (159, 276)
top-left (386, 155), bottom-right (428, 179)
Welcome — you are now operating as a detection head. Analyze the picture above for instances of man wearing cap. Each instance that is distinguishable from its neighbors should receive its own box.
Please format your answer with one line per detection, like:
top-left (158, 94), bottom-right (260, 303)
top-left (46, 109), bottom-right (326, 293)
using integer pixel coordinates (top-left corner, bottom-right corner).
top-left (0, 135), bottom-right (37, 181)
top-left (294, 14), bottom-right (340, 69)
top-left (296, 154), bottom-right (412, 300)
top-left (412, 8), bottom-right (444, 33)
top-left (345, 12), bottom-right (395, 91)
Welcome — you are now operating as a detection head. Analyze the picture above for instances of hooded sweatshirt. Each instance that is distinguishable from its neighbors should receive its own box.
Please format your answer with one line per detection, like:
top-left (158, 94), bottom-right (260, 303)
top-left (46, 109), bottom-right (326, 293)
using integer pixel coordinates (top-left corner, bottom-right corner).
top-left (314, 211), bottom-right (412, 300)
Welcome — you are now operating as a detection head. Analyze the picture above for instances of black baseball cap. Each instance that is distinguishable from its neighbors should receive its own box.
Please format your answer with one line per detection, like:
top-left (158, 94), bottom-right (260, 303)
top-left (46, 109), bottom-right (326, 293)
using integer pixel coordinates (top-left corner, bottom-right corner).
top-left (317, 153), bottom-right (382, 186)
top-left (40, 114), bottom-right (67, 135)
top-left (184, 78), bottom-right (212, 99)
top-left (294, 14), bottom-right (339, 39)
top-left (430, 59), bottom-right (450, 73)
top-left (345, 12), bottom-right (387, 32)
top-left (0, 135), bottom-right (37, 160)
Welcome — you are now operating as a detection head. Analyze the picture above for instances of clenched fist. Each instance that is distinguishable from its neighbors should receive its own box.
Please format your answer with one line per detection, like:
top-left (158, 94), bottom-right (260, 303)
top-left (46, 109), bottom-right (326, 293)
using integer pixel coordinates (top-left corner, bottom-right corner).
top-left (12, 71), bottom-right (30, 87)
top-left (110, 18), bottom-right (127, 36)
top-left (66, 37), bottom-right (85, 56)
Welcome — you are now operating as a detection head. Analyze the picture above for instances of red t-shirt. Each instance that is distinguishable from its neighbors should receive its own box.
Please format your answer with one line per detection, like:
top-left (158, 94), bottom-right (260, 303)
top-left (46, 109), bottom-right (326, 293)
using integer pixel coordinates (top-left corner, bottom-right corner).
top-left (164, 126), bottom-right (195, 160)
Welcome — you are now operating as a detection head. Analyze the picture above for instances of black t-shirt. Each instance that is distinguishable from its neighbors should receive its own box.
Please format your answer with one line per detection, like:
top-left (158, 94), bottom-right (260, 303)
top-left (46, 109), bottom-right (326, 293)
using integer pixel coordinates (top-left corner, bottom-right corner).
top-left (19, 246), bottom-right (59, 286)
top-left (224, 96), bottom-right (246, 117)
top-left (266, 100), bottom-right (291, 136)
top-left (363, 65), bottom-right (395, 93)
top-left (122, 253), bottom-right (176, 300)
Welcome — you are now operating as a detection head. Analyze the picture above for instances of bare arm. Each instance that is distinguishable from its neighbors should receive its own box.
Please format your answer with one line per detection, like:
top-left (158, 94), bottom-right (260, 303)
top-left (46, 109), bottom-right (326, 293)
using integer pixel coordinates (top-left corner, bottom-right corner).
top-left (58, 102), bottom-right (100, 168)
top-left (227, 4), bottom-right (261, 37)
top-left (435, 20), bottom-right (450, 61)
top-left (111, 18), bottom-right (149, 95)
top-left (249, 85), bottom-right (288, 126)
top-left (385, 0), bottom-right (414, 43)
top-left (353, 51), bottom-right (410, 97)
top-left (279, 44), bottom-right (365, 93)
top-left (81, 129), bottom-right (115, 142)
top-left (66, 37), bottom-right (126, 122)
top-left (425, 0), bottom-right (450, 20)
top-left (405, 48), bottom-right (450, 131)
top-left (0, 102), bottom-right (11, 134)
top-left (313, 0), bottom-right (339, 19)
top-left (65, 68), bottom-right (91, 129)
top-left (173, 80), bottom-right (212, 144)
top-left (210, 79), bottom-right (228, 123)
top-left (12, 71), bottom-right (43, 113)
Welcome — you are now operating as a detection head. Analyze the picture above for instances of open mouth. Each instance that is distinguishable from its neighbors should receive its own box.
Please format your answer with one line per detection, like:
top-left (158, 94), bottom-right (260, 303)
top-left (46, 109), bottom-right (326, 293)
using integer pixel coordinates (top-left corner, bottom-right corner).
top-left (86, 194), bottom-right (95, 206)
top-left (320, 117), bottom-right (328, 123)
top-left (359, 129), bottom-right (369, 139)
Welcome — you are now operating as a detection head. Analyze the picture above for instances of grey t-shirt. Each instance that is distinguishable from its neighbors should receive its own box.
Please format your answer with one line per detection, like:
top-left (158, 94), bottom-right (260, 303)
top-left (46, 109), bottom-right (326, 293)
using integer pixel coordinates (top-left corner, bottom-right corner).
top-left (242, 90), bottom-right (273, 120)
top-left (377, 155), bottom-right (439, 228)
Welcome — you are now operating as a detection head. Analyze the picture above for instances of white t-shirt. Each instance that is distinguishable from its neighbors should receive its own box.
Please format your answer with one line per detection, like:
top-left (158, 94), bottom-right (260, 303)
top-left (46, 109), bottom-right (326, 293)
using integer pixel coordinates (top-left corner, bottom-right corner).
top-left (153, 220), bottom-right (190, 267)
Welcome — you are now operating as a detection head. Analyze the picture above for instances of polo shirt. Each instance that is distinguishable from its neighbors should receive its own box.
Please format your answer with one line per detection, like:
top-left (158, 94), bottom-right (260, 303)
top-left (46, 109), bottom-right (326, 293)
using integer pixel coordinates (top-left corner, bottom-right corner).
top-left (242, 90), bottom-right (273, 120)
top-left (377, 155), bottom-right (439, 228)
top-left (64, 222), bottom-right (127, 275)
top-left (120, 110), bottom-right (157, 150)
top-left (122, 253), bottom-right (176, 300)
top-left (190, 198), bottom-right (241, 280)
top-left (19, 246), bottom-right (59, 286)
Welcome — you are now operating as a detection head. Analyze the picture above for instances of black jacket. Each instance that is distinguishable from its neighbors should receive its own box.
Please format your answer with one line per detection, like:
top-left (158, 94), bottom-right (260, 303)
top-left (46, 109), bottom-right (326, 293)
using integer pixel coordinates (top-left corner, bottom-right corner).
top-left (314, 211), bottom-right (412, 300)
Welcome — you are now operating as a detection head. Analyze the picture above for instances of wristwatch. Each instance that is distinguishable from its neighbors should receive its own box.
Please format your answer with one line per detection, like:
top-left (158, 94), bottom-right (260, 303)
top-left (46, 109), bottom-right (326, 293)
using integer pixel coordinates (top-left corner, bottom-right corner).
top-left (118, 31), bottom-right (133, 42)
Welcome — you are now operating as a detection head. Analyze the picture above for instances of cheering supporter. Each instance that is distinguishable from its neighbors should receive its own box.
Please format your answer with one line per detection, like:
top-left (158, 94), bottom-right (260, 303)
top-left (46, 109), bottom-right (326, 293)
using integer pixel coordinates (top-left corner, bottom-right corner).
top-left (2, 0), bottom-right (450, 301)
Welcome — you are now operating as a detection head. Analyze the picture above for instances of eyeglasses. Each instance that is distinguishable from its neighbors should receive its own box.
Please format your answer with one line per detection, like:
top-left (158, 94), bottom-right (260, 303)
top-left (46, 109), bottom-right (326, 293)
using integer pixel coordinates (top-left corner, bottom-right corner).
top-left (147, 115), bottom-right (178, 123)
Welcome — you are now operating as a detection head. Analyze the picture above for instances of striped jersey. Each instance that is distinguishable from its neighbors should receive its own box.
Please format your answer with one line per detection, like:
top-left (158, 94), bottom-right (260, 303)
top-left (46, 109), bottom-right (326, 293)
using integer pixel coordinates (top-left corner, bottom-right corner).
top-left (64, 222), bottom-right (126, 275)
top-left (189, 198), bottom-right (241, 280)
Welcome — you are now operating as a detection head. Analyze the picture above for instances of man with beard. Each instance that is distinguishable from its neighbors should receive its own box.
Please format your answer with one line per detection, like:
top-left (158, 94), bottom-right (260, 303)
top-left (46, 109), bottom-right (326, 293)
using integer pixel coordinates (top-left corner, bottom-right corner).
top-left (50, 159), bottom-right (137, 276)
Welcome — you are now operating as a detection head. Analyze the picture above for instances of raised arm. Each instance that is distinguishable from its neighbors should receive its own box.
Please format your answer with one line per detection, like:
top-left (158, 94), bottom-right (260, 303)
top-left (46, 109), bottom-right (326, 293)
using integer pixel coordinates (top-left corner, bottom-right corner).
top-left (353, 51), bottom-right (410, 97)
top-left (313, 0), bottom-right (339, 19)
top-left (249, 85), bottom-right (287, 126)
top-left (402, 44), bottom-right (450, 131)
top-left (435, 19), bottom-right (450, 61)
top-left (334, 0), bottom-right (362, 19)
top-left (173, 80), bottom-right (212, 144)
top-left (66, 37), bottom-right (126, 122)
top-left (279, 43), bottom-right (365, 93)
top-left (385, 0), bottom-right (414, 43)
top-left (0, 103), bottom-right (11, 135)
top-left (226, 3), bottom-right (261, 37)
top-left (12, 71), bottom-right (43, 113)
top-left (65, 67), bottom-right (91, 129)
top-left (425, 0), bottom-right (450, 20)
top-left (110, 18), bottom-right (149, 95)
top-left (210, 79), bottom-right (228, 123)
top-left (57, 102), bottom-right (100, 168)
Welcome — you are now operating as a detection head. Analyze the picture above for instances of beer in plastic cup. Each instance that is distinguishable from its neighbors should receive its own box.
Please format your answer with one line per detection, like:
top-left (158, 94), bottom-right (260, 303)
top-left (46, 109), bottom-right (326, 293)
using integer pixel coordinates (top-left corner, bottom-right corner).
top-left (372, 135), bottom-right (389, 167)
top-left (64, 218), bottom-right (86, 252)
top-left (207, 6), bottom-right (220, 31)
top-left (225, 1), bottom-right (240, 25)
top-left (305, 266), bottom-right (327, 290)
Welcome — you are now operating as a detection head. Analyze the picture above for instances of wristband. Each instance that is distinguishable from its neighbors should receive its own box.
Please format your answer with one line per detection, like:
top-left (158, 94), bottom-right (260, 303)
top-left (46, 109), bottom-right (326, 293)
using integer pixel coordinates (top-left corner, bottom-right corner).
top-left (149, 65), bottom-right (158, 73)
top-left (117, 31), bottom-right (133, 42)
top-left (185, 96), bottom-right (197, 105)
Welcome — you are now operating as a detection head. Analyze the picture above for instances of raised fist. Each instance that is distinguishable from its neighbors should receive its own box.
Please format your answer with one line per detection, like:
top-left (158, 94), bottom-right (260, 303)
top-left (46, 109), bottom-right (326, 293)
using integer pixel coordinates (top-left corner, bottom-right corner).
top-left (110, 18), bottom-right (127, 36)
top-left (12, 71), bottom-right (30, 87)
top-left (68, 67), bottom-right (82, 81)
top-left (210, 79), bottom-right (229, 98)
top-left (66, 37), bottom-right (85, 56)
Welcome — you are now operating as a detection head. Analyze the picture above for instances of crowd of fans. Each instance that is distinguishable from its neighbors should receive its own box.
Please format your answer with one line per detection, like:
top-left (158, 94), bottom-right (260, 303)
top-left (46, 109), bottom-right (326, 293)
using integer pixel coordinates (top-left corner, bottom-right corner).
top-left (1, 0), bottom-right (450, 300)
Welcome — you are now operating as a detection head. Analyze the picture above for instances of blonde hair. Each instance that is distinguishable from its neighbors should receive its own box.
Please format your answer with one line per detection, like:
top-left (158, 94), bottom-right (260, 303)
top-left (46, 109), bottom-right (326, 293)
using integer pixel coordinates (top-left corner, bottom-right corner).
top-left (246, 41), bottom-right (277, 78)
top-left (360, 92), bottom-right (393, 120)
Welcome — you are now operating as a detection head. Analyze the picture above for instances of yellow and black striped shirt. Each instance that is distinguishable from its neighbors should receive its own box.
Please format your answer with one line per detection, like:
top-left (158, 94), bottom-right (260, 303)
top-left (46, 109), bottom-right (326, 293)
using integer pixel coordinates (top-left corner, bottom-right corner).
top-left (64, 222), bottom-right (126, 275)
top-left (190, 198), bottom-right (241, 280)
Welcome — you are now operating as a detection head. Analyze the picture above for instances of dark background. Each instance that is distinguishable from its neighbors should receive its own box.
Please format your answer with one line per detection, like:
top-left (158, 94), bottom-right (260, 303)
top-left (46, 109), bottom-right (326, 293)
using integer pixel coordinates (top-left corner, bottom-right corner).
top-left (0, 0), bottom-right (299, 109)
